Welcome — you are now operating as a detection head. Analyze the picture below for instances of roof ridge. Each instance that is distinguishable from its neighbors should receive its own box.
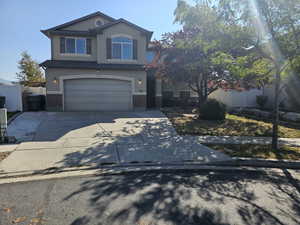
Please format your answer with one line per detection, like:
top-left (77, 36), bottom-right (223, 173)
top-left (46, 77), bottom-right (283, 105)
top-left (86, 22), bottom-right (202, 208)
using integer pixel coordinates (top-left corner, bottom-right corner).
top-left (41, 11), bottom-right (116, 34)
top-left (89, 18), bottom-right (153, 35)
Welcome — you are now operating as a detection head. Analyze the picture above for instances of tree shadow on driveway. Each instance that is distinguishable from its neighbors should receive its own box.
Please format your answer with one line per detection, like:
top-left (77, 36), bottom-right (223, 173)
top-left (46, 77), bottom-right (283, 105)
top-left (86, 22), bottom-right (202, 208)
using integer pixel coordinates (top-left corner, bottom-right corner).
top-left (58, 118), bottom-right (230, 168)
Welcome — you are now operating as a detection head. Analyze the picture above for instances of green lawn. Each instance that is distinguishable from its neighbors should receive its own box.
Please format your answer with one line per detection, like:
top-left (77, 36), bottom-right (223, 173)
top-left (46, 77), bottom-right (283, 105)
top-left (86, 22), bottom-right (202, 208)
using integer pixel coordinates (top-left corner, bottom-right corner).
top-left (205, 144), bottom-right (300, 160)
top-left (165, 112), bottom-right (300, 138)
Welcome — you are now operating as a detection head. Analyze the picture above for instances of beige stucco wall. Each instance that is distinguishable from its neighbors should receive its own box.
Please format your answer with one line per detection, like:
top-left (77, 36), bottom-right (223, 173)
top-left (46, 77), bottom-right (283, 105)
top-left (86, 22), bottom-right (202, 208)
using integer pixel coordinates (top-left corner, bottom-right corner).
top-left (52, 35), bottom-right (97, 61)
top-left (51, 22), bottom-right (147, 64)
top-left (62, 16), bottom-right (111, 31)
top-left (45, 68), bottom-right (147, 94)
top-left (97, 23), bottom-right (147, 64)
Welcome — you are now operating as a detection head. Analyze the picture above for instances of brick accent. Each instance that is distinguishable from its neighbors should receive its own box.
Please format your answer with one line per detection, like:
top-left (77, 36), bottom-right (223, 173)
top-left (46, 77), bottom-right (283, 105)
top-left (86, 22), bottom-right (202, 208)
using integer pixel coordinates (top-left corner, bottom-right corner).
top-left (46, 94), bottom-right (63, 111)
top-left (133, 95), bottom-right (146, 109)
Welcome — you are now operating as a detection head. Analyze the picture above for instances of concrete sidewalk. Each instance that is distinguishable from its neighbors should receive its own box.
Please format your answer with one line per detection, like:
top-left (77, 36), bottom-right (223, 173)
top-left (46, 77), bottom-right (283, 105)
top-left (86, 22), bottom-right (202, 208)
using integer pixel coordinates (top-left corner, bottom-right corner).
top-left (0, 136), bottom-right (230, 175)
top-left (194, 136), bottom-right (300, 147)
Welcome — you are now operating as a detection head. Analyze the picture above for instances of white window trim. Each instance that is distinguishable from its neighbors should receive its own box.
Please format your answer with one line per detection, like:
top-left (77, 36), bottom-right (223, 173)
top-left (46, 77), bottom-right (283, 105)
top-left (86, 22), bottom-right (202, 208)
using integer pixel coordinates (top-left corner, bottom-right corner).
top-left (62, 37), bottom-right (90, 56)
top-left (111, 36), bottom-right (134, 60)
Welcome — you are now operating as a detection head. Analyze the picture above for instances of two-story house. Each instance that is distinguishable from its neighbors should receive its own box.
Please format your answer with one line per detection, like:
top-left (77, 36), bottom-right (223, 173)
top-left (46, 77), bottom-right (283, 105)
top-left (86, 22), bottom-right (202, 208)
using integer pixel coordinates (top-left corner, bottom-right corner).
top-left (40, 11), bottom-right (161, 112)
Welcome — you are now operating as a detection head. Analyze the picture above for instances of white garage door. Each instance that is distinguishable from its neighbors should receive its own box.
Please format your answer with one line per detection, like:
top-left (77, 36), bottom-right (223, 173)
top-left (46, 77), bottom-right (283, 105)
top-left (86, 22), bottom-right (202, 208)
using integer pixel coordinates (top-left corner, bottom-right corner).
top-left (64, 78), bottom-right (132, 111)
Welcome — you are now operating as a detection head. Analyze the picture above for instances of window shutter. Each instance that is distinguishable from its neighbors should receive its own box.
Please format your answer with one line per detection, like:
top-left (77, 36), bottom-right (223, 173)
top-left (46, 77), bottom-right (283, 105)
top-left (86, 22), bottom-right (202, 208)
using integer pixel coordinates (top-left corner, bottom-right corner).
top-left (60, 37), bottom-right (65, 53)
top-left (106, 38), bottom-right (112, 59)
top-left (86, 38), bottom-right (92, 54)
top-left (133, 39), bottom-right (138, 60)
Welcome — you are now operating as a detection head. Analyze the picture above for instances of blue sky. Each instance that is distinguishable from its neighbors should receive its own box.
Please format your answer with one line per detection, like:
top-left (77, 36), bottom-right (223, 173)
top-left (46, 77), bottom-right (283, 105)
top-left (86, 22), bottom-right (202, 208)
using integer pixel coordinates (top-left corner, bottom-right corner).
top-left (0, 0), bottom-right (195, 81)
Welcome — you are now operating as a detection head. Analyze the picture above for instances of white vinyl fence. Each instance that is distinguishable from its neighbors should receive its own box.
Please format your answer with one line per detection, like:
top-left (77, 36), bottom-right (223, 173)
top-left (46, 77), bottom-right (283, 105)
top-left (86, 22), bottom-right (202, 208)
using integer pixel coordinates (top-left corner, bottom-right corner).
top-left (0, 84), bottom-right (23, 112)
top-left (22, 86), bottom-right (46, 95)
top-left (209, 89), bottom-right (263, 109)
top-left (209, 84), bottom-right (293, 110)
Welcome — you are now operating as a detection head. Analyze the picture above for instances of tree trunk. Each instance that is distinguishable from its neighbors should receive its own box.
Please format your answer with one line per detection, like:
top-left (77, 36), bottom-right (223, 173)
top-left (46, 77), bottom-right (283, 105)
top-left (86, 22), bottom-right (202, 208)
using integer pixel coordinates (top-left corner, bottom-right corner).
top-left (203, 74), bottom-right (208, 101)
top-left (272, 67), bottom-right (280, 150)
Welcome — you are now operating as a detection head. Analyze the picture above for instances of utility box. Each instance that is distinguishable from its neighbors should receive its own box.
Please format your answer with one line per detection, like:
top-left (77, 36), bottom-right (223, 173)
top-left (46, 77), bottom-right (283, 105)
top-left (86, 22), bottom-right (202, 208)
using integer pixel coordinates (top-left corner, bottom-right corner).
top-left (0, 108), bottom-right (7, 140)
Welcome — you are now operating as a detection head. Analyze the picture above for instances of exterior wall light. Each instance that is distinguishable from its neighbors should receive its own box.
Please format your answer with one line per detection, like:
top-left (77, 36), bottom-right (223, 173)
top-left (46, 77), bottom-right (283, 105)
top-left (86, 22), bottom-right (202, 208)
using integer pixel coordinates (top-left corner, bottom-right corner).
top-left (53, 77), bottom-right (58, 84)
top-left (138, 79), bottom-right (142, 85)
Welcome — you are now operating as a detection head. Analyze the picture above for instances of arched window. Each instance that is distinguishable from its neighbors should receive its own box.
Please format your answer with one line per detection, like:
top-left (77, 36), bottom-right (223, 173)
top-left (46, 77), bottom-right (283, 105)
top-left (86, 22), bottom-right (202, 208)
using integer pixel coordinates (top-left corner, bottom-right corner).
top-left (112, 36), bottom-right (133, 60)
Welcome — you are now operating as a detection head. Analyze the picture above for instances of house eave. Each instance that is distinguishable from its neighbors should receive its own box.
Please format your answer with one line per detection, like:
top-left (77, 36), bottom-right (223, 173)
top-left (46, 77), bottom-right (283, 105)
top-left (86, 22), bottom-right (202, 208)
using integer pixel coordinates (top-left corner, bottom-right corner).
top-left (41, 11), bottom-right (116, 37)
top-left (40, 60), bottom-right (146, 71)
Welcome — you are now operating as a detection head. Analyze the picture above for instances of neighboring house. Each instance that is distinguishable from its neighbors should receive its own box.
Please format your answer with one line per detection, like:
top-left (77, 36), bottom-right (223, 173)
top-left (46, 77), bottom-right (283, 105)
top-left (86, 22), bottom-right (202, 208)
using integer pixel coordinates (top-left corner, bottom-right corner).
top-left (40, 11), bottom-right (162, 112)
top-left (0, 80), bottom-right (23, 112)
top-left (146, 43), bottom-right (199, 107)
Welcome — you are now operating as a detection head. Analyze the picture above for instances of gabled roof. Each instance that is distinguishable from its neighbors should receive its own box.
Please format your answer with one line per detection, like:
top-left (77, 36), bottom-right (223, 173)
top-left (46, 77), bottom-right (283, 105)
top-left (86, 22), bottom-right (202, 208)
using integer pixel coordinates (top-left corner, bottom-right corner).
top-left (41, 11), bottom-right (116, 36)
top-left (41, 12), bottom-right (153, 41)
top-left (90, 18), bottom-right (152, 36)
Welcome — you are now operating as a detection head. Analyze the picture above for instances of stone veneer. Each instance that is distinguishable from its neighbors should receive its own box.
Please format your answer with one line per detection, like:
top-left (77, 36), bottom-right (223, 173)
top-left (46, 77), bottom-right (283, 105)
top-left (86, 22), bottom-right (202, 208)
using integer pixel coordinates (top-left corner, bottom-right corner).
top-left (46, 94), bottom-right (63, 111)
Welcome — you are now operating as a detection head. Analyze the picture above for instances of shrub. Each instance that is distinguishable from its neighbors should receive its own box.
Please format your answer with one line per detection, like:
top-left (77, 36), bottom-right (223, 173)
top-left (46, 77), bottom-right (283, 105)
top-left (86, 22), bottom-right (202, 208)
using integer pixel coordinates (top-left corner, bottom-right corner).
top-left (256, 95), bottom-right (268, 109)
top-left (199, 99), bottom-right (226, 120)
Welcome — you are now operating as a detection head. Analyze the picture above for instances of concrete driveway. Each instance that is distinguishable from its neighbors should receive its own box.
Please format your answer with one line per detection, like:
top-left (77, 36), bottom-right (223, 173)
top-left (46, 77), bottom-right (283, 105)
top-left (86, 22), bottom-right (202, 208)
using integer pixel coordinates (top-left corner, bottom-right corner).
top-left (2, 111), bottom-right (230, 173)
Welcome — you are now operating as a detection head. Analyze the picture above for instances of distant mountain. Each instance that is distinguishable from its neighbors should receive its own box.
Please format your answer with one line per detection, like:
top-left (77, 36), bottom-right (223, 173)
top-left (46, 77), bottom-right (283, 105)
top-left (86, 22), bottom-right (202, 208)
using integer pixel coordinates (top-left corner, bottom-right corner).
top-left (0, 78), bottom-right (13, 85)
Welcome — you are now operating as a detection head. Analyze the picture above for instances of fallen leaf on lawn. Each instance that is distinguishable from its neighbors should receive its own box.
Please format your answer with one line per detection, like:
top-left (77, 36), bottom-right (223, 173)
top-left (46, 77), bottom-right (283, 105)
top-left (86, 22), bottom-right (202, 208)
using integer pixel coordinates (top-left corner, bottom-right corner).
top-left (30, 217), bottom-right (45, 224)
top-left (36, 209), bottom-right (43, 216)
top-left (12, 216), bottom-right (26, 223)
top-left (3, 207), bottom-right (12, 213)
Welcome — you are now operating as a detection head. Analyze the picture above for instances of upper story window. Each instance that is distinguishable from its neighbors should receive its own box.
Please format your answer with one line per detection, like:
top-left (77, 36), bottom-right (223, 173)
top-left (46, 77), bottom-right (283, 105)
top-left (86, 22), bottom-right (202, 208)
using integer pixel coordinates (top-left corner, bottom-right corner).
top-left (112, 37), bottom-right (133, 60)
top-left (60, 37), bottom-right (91, 55)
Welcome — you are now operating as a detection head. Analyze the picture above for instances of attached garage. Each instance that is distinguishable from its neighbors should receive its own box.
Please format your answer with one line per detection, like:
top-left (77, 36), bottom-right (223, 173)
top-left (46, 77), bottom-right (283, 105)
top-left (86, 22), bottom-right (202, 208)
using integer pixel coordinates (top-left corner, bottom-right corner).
top-left (63, 78), bottom-right (132, 111)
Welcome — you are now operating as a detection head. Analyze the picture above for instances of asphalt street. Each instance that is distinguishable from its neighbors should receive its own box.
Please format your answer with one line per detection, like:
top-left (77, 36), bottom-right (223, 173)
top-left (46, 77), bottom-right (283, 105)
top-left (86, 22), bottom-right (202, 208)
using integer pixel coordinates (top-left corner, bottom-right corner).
top-left (0, 168), bottom-right (300, 225)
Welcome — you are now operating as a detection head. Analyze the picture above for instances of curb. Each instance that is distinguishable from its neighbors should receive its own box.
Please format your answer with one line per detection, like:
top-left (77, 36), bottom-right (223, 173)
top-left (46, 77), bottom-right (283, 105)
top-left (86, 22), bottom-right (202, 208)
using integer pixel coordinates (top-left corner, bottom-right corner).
top-left (7, 112), bottom-right (22, 126)
top-left (0, 163), bottom-right (281, 185)
top-left (207, 157), bottom-right (300, 169)
top-left (196, 136), bottom-right (300, 147)
top-left (0, 144), bottom-right (18, 153)
top-left (0, 158), bottom-right (299, 183)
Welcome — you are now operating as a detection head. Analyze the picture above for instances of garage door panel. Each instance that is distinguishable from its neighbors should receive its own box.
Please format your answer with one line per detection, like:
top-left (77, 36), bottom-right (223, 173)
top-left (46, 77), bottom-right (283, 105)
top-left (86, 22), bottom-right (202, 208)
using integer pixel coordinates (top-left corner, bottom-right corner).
top-left (66, 103), bottom-right (131, 112)
top-left (64, 78), bottom-right (132, 111)
top-left (66, 80), bottom-right (131, 91)
top-left (66, 84), bottom-right (131, 92)
top-left (65, 90), bottom-right (131, 96)
top-left (66, 97), bottom-right (131, 104)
